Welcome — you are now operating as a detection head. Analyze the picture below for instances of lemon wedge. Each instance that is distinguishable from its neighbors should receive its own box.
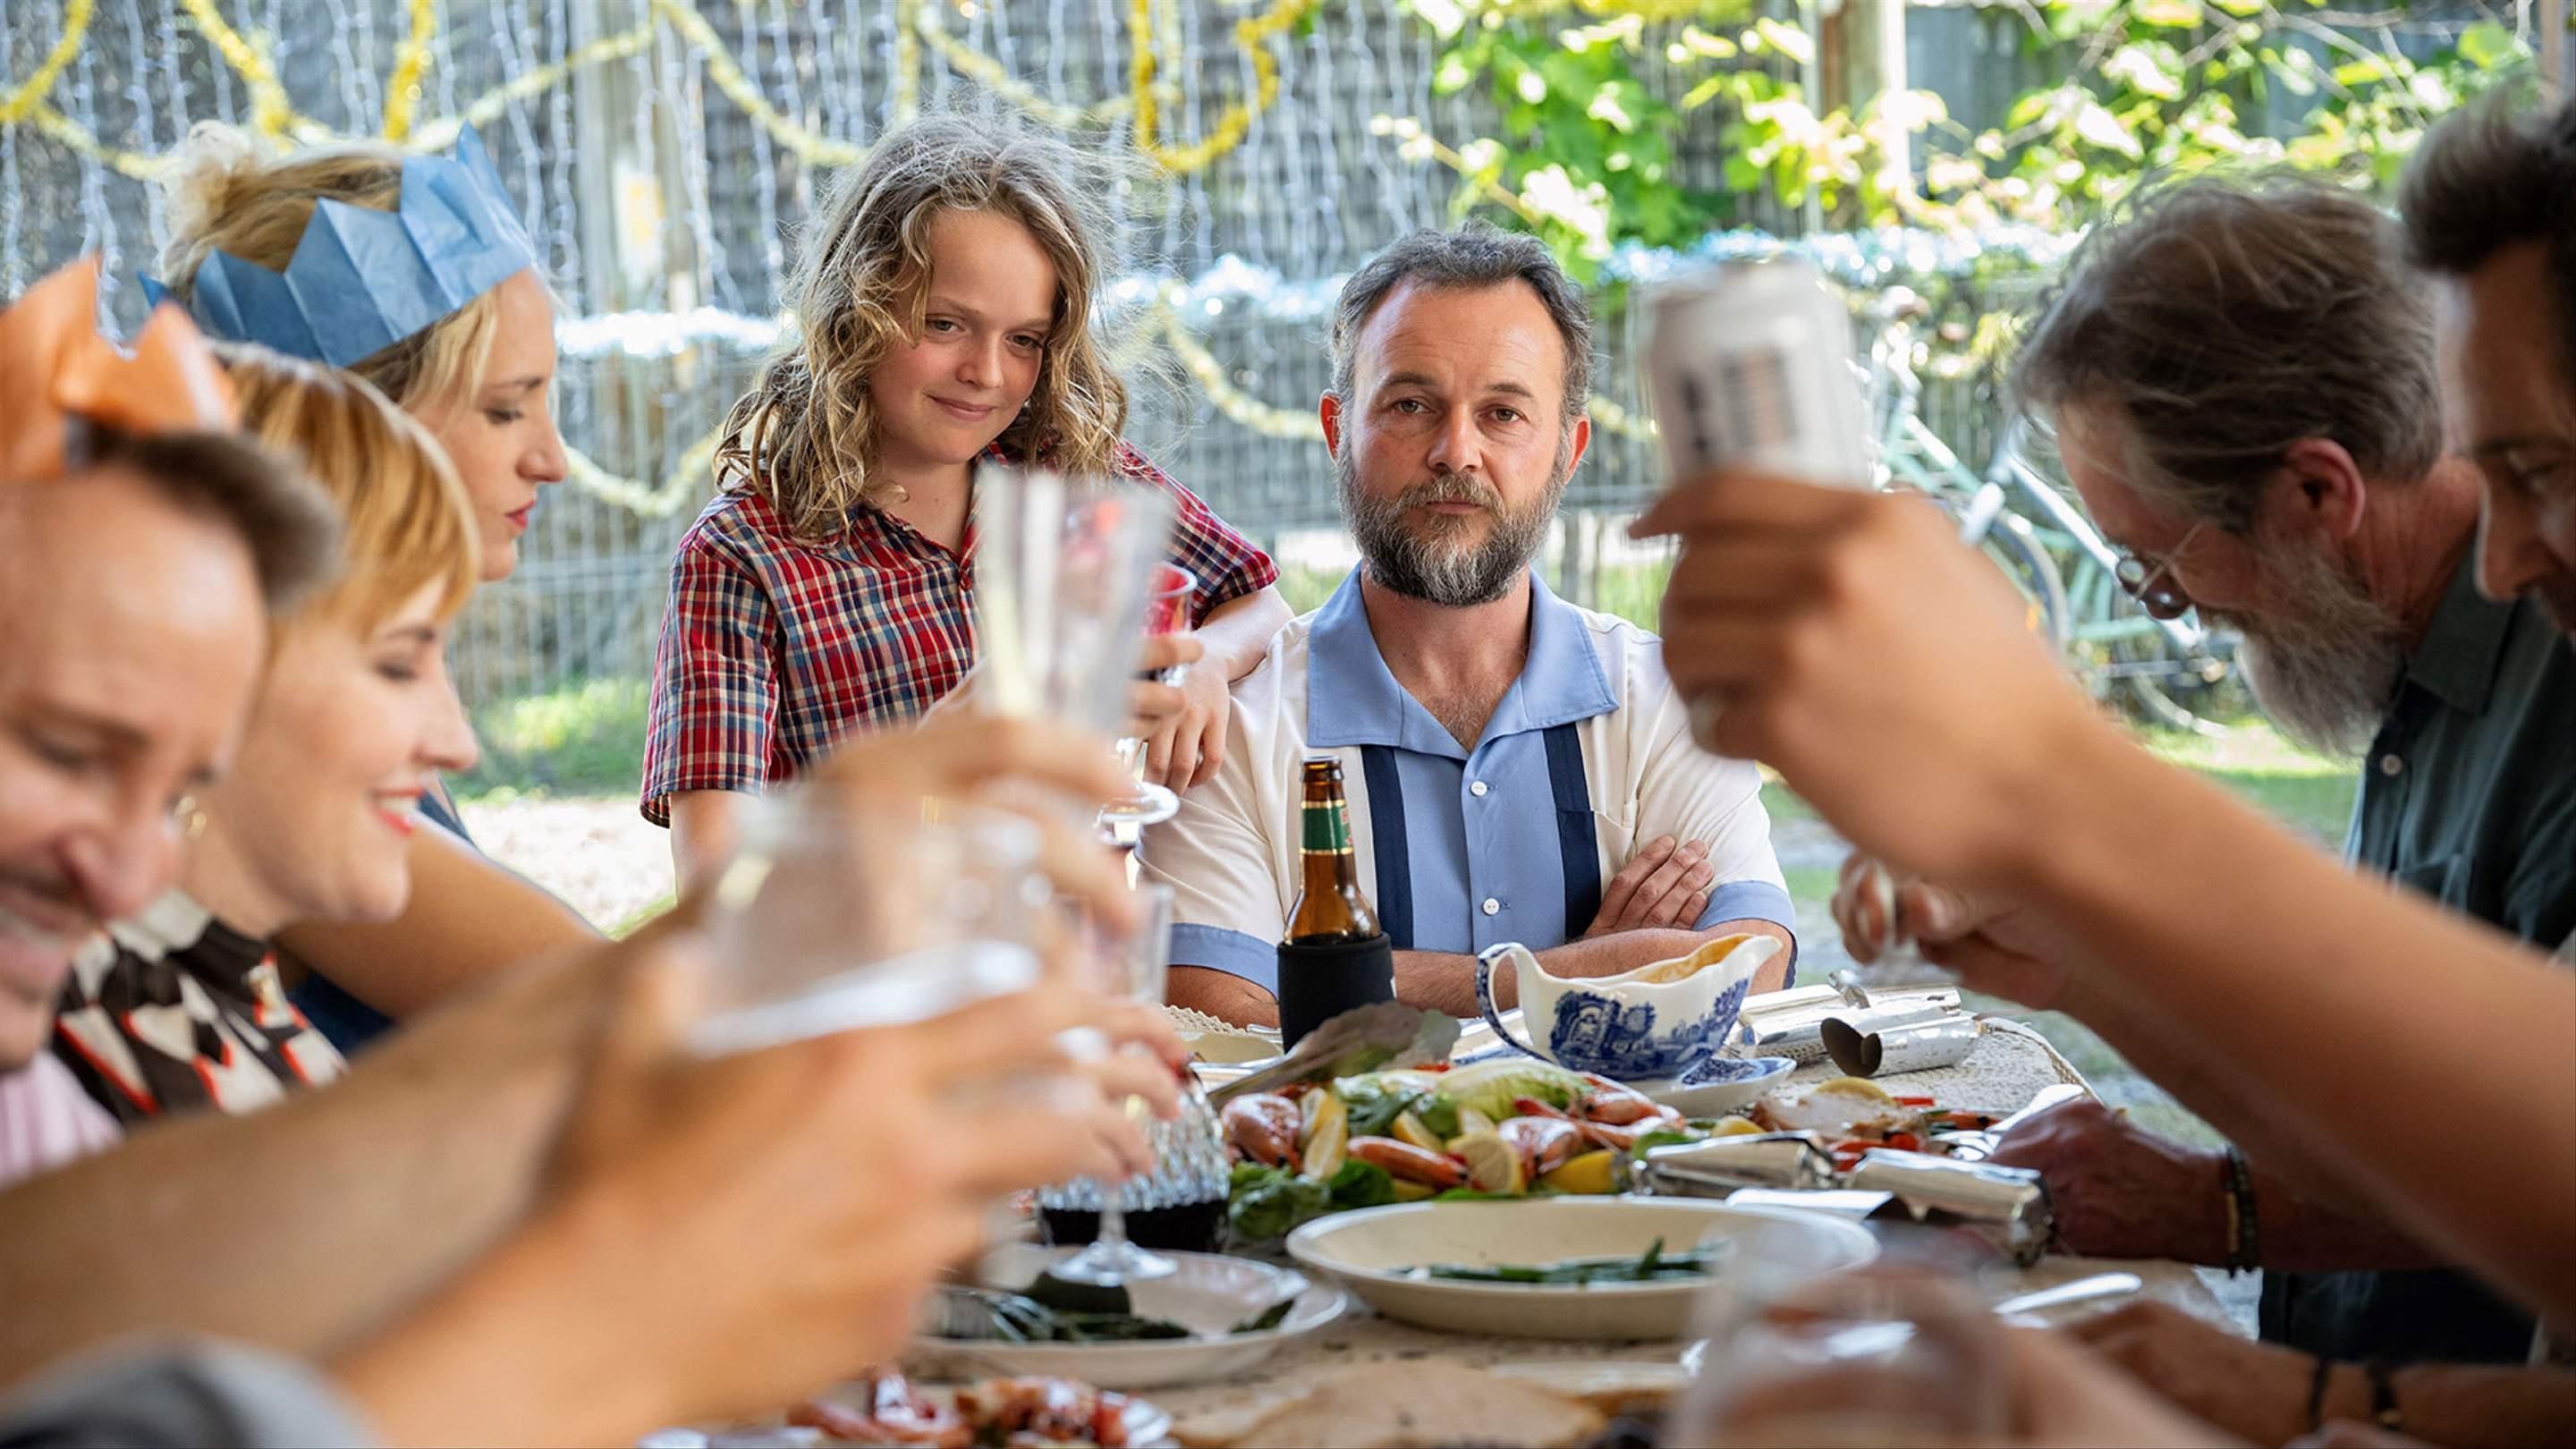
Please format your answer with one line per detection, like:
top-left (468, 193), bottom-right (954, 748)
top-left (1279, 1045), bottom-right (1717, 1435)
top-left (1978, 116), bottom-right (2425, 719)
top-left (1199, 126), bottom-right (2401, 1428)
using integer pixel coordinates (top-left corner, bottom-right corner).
top-left (1537, 1148), bottom-right (1619, 1195)
top-left (1391, 1110), bottom-right (1445, 1154)
top-left (1391, 1179), bottom-right (1439, 1203)
top-left (1449, 1129), bottom-right (1527, 1195)
top-left (1708, 1114), bottom-right (1765, 1137)
top-left (1814, 1076), bottom-right (1894, 1102)
top-left (1301, 1089), bottom-right (1349, 1178)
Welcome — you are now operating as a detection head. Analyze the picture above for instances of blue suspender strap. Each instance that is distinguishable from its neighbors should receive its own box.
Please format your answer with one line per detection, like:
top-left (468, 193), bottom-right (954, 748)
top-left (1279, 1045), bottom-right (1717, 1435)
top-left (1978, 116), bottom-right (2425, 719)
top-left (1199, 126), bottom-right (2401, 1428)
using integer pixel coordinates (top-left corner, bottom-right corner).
top-left (1543, 723), bottom-right (1601, 933)
top-left (1357, 744), bottom-right (1414, 951)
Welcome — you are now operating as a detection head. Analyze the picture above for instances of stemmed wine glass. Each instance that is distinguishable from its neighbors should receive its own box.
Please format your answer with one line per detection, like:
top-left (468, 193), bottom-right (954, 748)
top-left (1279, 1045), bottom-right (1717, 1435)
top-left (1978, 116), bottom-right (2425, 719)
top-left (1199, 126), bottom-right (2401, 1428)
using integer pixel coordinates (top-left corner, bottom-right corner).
top-left (1038, 885), bottom-right (1232, 1285)
top-left (1095, 563), bottom-right (1196, 841)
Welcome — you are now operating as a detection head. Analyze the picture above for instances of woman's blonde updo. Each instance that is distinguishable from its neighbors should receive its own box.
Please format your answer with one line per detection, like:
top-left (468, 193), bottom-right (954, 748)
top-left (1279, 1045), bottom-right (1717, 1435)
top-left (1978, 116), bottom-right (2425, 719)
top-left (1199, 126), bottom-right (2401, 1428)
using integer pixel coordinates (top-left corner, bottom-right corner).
top-left (156, 122), bottom-right (504, 417)
top-left (212, 342), bottom-right (481, 631)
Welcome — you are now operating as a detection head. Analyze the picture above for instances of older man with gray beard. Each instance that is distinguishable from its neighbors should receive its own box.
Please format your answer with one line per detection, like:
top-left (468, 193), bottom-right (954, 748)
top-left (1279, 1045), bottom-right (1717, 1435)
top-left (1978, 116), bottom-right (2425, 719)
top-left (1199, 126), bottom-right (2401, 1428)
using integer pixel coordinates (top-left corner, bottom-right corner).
top-left (1144, 225), bottom-right (1795, 1027)
top-left (1838, 174), bottom-right (2576, 1387)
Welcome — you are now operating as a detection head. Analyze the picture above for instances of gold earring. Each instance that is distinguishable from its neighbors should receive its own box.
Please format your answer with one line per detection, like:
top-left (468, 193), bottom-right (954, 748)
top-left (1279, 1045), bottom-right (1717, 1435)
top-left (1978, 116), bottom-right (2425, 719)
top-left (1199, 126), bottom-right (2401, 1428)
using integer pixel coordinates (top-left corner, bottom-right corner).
top-left (174, 796), bottom-right (208, 841)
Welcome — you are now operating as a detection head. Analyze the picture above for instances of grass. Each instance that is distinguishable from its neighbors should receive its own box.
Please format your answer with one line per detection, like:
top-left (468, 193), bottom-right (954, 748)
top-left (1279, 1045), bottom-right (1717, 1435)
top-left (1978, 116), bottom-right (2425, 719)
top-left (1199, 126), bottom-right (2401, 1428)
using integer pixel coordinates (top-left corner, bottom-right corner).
top-left (1756, 721), bottom-right (2352, 845)
top-left (455, 677), bottom-right (650, 803)
top-left (2138, 724), bottom-right (2358, 845)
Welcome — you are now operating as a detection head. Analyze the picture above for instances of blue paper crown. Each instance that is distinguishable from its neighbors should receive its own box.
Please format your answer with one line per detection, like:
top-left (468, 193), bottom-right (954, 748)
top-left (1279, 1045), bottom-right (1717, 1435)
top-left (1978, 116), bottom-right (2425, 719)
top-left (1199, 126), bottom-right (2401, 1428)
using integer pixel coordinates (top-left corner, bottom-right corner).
top-left (142, 128), bottom-right (537, 369)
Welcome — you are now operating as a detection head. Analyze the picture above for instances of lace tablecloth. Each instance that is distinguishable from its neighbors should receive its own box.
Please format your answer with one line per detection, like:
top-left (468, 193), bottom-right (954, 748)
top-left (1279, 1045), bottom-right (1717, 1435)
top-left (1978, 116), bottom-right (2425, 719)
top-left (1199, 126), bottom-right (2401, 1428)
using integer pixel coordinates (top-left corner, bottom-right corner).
top-left (1155, 1009), bottom-right (2223, 1437)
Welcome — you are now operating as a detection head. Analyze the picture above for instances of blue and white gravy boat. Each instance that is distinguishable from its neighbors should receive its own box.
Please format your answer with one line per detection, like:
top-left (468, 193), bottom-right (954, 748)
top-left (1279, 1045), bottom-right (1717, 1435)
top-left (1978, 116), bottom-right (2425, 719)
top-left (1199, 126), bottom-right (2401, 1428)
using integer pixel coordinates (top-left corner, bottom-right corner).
top-left (1472, 933), bottom-right (1779, 1082)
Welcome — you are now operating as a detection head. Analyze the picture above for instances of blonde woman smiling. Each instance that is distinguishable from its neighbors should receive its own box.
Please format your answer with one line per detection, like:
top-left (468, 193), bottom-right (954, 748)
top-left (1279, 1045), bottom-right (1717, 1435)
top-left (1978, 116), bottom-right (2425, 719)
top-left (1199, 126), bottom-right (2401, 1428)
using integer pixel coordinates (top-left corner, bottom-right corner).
top-left (54, 348), bottom-right (481, 1123)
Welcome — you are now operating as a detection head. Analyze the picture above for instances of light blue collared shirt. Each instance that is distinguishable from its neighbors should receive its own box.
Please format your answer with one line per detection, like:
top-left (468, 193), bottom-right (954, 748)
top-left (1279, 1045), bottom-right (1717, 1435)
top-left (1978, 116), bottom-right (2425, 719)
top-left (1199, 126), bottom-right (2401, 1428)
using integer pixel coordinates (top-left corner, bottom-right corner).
top-left (1147, 569), bottom-right (1795, 996)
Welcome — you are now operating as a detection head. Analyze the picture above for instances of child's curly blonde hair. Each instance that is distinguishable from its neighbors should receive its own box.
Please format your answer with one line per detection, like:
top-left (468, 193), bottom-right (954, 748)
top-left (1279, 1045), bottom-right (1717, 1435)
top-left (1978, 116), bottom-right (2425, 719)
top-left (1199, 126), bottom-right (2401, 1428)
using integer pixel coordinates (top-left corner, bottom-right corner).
top-left (717, 114), bottom-right (1134, 539)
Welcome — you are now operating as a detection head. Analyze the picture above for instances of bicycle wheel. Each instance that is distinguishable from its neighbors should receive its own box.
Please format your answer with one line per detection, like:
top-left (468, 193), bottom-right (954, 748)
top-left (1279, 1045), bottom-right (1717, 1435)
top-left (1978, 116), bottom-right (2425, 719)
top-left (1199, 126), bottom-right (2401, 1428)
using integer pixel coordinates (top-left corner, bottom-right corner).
top-left (2112, 625), bottom-right (2240, 735)
top-left (1973, 511), bottom-right (2072, 653)
top-left (2063, 562), bottom-right (2241, 734)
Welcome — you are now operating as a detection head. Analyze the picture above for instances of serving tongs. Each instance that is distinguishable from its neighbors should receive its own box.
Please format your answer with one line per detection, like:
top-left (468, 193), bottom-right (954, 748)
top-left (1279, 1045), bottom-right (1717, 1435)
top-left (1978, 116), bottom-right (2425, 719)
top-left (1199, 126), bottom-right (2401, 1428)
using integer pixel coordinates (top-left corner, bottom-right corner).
top-left (1205, 1002), bottom-right (1459, 1106)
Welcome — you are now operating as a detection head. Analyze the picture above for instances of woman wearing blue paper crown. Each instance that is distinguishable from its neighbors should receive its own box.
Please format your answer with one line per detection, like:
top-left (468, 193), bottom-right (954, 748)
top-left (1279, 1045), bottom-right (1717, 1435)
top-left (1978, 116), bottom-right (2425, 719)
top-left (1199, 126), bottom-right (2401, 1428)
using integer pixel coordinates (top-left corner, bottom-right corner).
top-left (146, 123), bottom-right (597, 1053)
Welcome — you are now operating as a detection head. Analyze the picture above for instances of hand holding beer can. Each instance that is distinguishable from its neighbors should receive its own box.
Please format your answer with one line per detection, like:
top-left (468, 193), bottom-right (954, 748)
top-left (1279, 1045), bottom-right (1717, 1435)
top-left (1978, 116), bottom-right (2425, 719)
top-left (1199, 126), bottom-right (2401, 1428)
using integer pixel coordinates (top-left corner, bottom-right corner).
top-left (1644, 257), bottom-right (1871, 490)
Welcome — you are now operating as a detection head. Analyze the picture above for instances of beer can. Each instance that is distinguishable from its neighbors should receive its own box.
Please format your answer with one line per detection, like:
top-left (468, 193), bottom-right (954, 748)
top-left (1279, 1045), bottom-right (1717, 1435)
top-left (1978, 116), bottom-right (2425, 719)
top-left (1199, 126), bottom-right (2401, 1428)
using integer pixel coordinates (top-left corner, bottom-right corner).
top-left (1644, 257), bottom-right (1870, 489)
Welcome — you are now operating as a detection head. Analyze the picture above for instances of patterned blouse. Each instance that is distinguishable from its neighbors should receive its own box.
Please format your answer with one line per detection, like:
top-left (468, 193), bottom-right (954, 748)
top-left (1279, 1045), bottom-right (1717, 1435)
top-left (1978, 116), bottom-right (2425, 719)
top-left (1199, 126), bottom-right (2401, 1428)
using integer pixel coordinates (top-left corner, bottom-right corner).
top-left (639, 438), bottom-right (1277, 826)
top-left (52, 892), bottom-right (345, 1125)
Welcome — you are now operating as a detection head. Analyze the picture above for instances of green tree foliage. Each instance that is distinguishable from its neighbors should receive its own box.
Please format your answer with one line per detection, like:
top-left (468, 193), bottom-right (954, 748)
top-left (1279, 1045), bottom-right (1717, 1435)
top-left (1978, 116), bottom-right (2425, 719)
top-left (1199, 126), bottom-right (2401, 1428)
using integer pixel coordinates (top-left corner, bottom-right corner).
top-left (1394, 0), bottom-right (2539, 270)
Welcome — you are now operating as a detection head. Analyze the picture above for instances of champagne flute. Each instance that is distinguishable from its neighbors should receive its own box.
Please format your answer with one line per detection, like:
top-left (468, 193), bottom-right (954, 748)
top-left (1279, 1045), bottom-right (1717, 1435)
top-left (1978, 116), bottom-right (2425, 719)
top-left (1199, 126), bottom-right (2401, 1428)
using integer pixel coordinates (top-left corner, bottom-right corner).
top-left (1096, 563), bottom-right (1197, 840)
top-left (972, 467), bottom-right (1176, 746)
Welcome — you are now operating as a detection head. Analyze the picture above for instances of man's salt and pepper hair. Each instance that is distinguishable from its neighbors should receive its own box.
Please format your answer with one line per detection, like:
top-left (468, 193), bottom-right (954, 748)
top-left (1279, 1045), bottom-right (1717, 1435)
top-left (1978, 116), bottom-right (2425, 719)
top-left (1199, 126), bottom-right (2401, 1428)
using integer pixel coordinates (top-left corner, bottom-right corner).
top-left (2011, 172), bottom-right (2444, 533)
top-left (1327, 223), bottom-right (1597, 424)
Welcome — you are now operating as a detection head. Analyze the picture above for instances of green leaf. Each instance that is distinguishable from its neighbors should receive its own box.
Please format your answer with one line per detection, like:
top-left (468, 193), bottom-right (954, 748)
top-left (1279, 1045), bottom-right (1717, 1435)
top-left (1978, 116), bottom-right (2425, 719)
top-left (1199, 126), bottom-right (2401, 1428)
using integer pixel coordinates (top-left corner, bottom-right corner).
top-left (1432, 53), bottom-right (1474, 97)
top-left (2005, 86), bottom-right (2064, 131)
top-left (1407, 0), bottom-right (1467, 42)
top-left (2105, 44), bottom-right (2185, 100)
top-left (2331, 56), bottom-right (2395, 89)
top-left (2132, 0), bottom-right (2204, 28)
top-left (1751, 16), bottom-right (1813, 65)
top-left (2074, 101), bottom-right (2144, 157)
top-left (2458, 21), bottom-right (2519, 72)
top-left (2207, 0), bottom-right (2264, 14)
top-left (1723, 155), bottom-right (1764, 191)
top-left (1328, 1159), bottom-right (1398, 1210)
top-left (1230, 1300), bottom-right (1295, 1335)
top-left (1225, 1165), bottom-right (1334, 1243)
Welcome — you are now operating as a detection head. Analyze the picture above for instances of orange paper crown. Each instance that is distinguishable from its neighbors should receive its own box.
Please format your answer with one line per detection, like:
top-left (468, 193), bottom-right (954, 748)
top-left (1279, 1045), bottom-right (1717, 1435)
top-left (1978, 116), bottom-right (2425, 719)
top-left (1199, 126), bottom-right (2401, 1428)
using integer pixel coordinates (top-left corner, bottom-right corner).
top-left (0, 256), bottom-right (239, 483)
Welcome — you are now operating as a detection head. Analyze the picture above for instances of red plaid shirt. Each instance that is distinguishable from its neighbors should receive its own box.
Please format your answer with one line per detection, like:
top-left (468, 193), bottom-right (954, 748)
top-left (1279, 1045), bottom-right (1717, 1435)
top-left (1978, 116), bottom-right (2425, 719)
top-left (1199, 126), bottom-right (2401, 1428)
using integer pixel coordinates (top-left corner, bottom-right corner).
top-left (640, 440), bottom-right (1277, 825)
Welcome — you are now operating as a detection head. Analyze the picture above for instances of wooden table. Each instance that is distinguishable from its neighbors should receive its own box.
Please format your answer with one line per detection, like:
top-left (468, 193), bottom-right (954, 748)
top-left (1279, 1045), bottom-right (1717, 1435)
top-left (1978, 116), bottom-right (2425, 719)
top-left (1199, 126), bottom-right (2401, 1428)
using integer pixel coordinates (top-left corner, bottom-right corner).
top-left (1156, 1013), bottom-right (2236, 1437)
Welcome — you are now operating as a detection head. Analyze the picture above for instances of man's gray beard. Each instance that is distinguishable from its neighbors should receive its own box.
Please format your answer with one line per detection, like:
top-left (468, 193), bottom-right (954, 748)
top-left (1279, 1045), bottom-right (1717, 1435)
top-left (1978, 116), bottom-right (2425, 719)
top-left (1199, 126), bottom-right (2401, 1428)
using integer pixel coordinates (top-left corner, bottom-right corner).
top-left (2216, 539), bottom-right (2409, 758)
top-left (1336, 445), bottom-right (1571, 608)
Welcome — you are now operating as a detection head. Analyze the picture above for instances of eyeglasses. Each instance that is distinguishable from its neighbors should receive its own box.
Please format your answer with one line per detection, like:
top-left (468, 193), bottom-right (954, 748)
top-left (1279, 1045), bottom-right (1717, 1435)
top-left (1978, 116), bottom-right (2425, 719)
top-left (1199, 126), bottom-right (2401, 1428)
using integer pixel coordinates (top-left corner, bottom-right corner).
top-left (2112, 521), bottom-right (2207, 622)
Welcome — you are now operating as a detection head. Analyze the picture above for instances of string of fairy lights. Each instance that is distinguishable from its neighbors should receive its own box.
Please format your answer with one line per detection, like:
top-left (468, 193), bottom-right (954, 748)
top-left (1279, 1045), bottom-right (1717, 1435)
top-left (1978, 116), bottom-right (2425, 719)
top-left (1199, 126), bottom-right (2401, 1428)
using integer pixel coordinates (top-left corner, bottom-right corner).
top-left (1, 0), bottom-right (2056, 518)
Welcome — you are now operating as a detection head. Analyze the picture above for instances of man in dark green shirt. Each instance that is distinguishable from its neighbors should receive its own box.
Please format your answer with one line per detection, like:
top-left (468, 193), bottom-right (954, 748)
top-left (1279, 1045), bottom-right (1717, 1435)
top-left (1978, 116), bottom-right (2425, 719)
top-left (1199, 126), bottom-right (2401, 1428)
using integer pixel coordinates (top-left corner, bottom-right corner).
top-left (1986, 171), bottom-right (2576, 1369)
top-left (2266, 555), bottom-right (2576, 1363)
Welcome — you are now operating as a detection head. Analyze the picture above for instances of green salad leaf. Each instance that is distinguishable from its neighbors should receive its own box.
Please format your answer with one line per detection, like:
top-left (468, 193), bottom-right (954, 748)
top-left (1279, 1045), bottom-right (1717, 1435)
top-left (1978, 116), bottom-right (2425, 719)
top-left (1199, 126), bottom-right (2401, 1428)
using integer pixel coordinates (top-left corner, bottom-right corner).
top-left (1332, 1074), bottom-right (1429, 1138)
top-left (1226, 1163), bottom-right (1333, 1242)
top-left (1327, 1158), bottom-right (1398, 1209)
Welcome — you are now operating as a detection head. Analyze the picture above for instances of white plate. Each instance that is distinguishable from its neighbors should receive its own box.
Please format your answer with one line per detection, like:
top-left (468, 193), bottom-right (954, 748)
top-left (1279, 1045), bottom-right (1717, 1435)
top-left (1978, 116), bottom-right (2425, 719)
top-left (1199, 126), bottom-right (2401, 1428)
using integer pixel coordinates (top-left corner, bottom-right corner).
top-left (1286, 1196), bottom-right (1878, 1341)
top-left (1631, 1055), bottom-right (1796, 1118)
top-left (907, 1243), bottom-right (1343, 1390)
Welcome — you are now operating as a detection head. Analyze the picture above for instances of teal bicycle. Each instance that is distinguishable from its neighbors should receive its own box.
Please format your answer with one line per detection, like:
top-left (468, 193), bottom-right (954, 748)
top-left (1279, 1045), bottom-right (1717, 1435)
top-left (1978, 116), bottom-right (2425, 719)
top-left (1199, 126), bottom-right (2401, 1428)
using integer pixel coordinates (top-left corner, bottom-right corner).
top-left (1862, 292), bottom-right (2238, 733)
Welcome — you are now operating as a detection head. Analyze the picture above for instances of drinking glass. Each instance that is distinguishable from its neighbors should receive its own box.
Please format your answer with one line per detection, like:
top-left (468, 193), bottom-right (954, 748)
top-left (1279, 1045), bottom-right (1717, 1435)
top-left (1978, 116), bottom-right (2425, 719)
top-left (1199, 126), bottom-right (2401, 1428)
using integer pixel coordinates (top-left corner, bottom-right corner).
top-left (1096, 563), bottom-right (1197, 838)
top-left (1670, 1260), bottom-right (2010, 1448)
top-left (687, 791), bottom-right (1052, 1055)
top-left (1038, 886), bottom-right (1230, 1283)
top-left (973, 467), bottom-right (1178, 748)
top-left (1838, 855), bottom-right (1959, 992)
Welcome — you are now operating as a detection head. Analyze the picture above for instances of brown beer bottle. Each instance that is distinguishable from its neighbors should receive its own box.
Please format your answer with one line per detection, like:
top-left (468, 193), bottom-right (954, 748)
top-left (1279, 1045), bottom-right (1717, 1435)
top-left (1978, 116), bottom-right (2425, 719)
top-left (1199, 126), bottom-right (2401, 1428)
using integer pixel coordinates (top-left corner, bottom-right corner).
top-left (1286, 758), bottom-right (1382, 942)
